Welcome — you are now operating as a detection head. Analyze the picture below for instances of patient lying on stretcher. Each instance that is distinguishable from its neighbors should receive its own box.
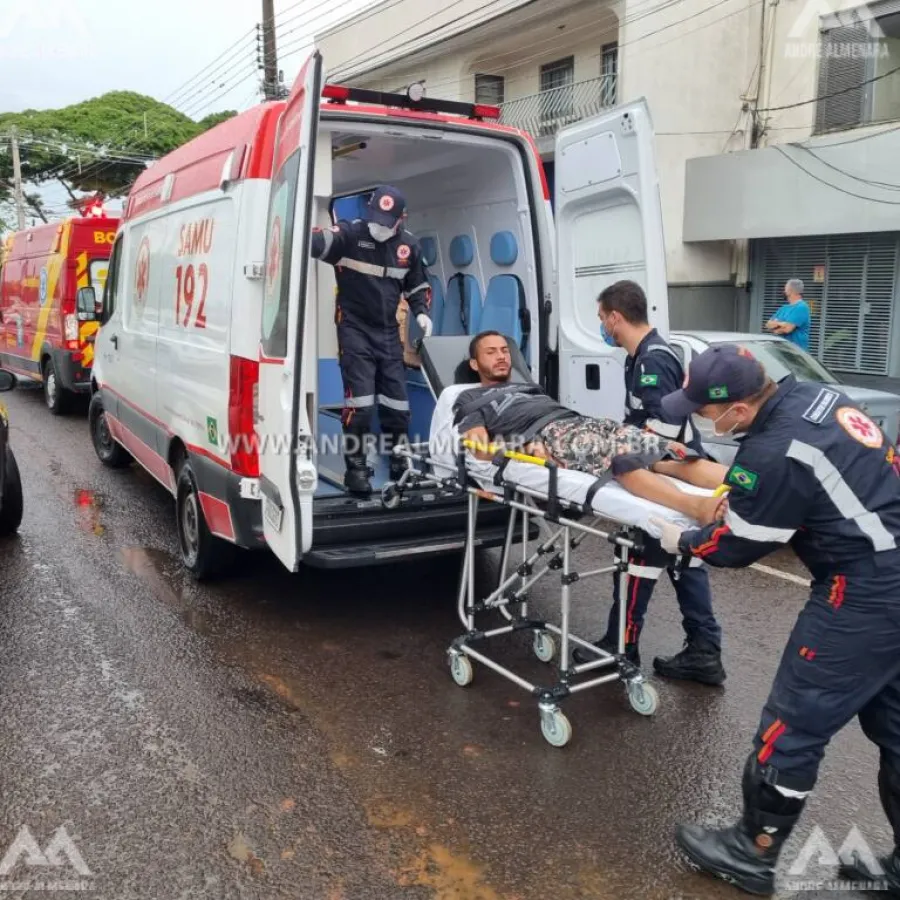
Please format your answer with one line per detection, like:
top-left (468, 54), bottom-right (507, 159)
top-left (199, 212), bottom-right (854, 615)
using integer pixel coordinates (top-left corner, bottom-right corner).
top-left (455, 333), bottom-right (728, 526)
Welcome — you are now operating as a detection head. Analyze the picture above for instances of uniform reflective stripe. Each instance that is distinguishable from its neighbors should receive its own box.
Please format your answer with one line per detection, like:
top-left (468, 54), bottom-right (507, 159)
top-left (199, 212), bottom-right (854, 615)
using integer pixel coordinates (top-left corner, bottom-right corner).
top-left (337, 258), bottom-right (385, 277)
top-left (320, 229), bottom-right (334, 255)
top-left (683, 419), bottom-right (695, 443)
top-left (377, 394), bottom-right (410, 411)
top-left (726, 508), bottom-right (795, 544)
top-left (344, 394), bottom-right (375, 408)
top-left (627, 393), bottom-right (643, 410)
top-left (406, 282), bottom-right (429, 295)
top-left (647, 344), bottom-right (681, 363)
top-left (385, 266), bottom-right (408, 280)
top-left (645, 418), bottom-right (681, 439)
top-left (628, 564), bottom-right (663, 579)
top-left (787, 438), bottom-right (897, 551)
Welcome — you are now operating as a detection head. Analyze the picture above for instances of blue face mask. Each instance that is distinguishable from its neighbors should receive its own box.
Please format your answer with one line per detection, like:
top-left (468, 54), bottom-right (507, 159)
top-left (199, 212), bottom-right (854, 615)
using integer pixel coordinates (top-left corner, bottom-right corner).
top-left (599, 319), bottom-right (617, 347)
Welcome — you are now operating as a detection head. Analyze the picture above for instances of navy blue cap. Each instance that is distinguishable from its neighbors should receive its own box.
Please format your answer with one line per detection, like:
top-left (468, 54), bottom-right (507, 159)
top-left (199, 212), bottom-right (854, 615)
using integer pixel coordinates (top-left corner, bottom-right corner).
top-left (366, 185), bottom-right (407, 226)
top-left (662, 343), bottom-right (766, 419)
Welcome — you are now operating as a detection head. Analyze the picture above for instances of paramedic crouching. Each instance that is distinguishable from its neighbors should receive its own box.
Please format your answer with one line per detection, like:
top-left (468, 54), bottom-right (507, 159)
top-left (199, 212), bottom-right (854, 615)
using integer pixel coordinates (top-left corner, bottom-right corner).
top-left (649, 344), bottom-right (900, 897)
top-left (310, 185), bottom-right (433, 495)
top-left (572, 280), bottom-right (725, 687)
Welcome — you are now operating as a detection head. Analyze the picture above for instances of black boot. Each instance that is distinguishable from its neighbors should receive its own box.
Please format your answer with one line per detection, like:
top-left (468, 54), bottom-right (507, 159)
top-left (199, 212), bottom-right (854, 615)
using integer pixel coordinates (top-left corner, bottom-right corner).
top-left (572, 633), bottom-right (640, 667)
top-left (342, 426), bottom-right (372, 497)
top-left (653, 635), bottom-right (726, 686)
top-left (676, 755), bottom-right (807, 896)
top-left (838, 755), bottom-right (900, 896)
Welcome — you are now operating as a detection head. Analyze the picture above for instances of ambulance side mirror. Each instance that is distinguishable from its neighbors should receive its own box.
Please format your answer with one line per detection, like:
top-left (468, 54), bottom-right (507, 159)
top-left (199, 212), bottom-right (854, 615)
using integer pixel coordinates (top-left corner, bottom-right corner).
top-left (0, 370), bottom-right (15, 392)
top-left (76, 287), bottom-right (98, 321)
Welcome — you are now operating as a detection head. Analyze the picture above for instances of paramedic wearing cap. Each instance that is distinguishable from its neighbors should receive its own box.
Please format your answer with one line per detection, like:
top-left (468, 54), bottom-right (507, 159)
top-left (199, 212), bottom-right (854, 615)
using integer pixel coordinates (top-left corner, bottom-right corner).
top-left (649, 344), bottom-right (900, 897)
top-left (311, 186), bottom-right (433, 495)
top-left (572, 280), bottom-right (725, 686)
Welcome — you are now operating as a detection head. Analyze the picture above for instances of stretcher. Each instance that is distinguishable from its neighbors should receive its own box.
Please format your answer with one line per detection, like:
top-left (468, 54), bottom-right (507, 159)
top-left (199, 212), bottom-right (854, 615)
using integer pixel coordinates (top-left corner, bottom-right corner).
top-left (381, 337), bottom-right (724, 747)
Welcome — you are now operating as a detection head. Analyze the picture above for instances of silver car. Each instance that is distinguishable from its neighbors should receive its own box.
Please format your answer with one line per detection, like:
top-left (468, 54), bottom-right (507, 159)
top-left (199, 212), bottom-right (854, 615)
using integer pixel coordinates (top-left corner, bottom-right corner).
top-left (667, 331), bottom-right (900, 466)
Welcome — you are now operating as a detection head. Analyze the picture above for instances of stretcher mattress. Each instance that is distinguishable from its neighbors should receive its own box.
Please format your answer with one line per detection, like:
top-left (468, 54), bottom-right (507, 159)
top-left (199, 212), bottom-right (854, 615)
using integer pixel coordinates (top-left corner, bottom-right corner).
top-left (428, 384), bottom-right (712, 537)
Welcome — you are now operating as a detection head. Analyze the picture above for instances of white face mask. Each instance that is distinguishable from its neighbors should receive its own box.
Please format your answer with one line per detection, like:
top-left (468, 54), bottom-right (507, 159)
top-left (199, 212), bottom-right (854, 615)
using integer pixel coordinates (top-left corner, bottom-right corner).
top-left (367, 222), bottom-right (397, 242)
top-left (694, 404), bottom-right (738, 438)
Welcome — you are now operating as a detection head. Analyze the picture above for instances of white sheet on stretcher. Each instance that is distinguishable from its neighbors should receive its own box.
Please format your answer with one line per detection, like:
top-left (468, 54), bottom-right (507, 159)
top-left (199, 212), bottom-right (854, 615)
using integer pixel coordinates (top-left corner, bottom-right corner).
top-left (428, 384), bottom-right (713, 538)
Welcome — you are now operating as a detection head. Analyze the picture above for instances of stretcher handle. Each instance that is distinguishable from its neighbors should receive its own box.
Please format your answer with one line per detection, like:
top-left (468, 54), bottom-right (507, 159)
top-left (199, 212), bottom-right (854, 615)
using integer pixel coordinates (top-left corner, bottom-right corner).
top-left (462, 439), bottom-right (549, 468)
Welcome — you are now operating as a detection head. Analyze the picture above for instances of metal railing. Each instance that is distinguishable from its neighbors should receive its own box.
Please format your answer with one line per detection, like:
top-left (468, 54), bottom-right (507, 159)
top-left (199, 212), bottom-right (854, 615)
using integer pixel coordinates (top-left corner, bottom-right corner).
top-left (499, 75), bottom-right (618, 136)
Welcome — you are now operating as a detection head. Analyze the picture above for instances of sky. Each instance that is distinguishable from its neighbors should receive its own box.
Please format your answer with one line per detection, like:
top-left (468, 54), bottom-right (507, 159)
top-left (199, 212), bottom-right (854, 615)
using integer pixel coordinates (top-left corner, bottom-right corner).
top-left (0, 0), bottom-right (377, 221)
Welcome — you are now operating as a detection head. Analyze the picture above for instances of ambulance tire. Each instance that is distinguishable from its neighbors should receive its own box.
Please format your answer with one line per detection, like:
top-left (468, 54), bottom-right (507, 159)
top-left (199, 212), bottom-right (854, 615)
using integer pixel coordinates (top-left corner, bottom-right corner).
top-left (0, 447), bottom-right (24, 537)
top-left (43, 357), bottom-right (71, 416)
top-left (89, 393), bottom-right (132, 469)
top-left (175, 459), bottom-right (232, 581)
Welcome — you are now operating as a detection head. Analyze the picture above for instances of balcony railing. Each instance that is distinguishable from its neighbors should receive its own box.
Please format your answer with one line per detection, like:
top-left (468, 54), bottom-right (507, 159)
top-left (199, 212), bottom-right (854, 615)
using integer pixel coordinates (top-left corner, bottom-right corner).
top-left (498, 75), bottom-right (618, 137)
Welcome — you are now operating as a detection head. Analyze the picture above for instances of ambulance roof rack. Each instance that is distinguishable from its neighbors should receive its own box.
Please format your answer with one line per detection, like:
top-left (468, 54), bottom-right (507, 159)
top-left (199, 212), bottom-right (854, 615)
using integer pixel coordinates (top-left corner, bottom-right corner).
top-left (321, 83), bottom-right (501, 121)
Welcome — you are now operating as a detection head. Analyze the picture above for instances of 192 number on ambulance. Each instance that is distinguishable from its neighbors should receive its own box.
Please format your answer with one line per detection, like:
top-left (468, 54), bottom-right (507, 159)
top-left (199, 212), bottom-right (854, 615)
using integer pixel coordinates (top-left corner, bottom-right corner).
top-left (175, 263), bottom-right (208, 328)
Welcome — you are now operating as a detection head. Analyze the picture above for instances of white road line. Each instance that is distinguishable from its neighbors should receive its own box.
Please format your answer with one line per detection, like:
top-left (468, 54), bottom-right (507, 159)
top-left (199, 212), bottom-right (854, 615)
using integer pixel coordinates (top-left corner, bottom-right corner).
top-left (750, 562), bottom-right (810, 587)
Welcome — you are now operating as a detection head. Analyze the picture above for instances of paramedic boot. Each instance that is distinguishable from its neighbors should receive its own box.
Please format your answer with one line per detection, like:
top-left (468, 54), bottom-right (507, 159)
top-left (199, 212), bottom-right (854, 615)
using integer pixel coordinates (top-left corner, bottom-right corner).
top-left (653, 635), bottom-right (726, 686)
top-left (572, 633), bottom-right (640, 668)
top-left (838, 756), bottom-right (900, 895)
top-left (676, 754), bottom-right (807, 897)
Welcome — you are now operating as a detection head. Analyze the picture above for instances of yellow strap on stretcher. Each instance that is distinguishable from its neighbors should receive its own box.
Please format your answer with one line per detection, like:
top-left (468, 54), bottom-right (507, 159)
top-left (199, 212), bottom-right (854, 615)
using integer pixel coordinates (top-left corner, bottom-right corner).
top-left (713, 484), bottom-right (730, 498)
top-left (462, 439), bottom-right (549, 468)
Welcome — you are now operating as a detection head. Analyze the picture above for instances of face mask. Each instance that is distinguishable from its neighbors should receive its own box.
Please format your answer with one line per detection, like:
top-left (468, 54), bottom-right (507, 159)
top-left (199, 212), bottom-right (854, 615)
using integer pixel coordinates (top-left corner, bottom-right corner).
top-left (599, 318), bottom-right (618, 347)
top-left (368, 222), bottom-right (397, 242)
top-left (694, 404), bottom-right (738, 438)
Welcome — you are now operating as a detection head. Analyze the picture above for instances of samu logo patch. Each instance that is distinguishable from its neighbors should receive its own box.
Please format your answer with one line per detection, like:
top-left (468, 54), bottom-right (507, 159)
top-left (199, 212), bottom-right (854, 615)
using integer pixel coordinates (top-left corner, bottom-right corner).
top-left (726, 464), bottom-right (758, 493)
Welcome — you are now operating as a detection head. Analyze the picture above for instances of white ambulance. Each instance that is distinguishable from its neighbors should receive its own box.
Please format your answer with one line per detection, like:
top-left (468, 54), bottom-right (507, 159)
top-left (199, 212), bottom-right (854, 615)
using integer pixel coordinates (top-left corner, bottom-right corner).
top-left (85, 50), bottom-right (668, 579)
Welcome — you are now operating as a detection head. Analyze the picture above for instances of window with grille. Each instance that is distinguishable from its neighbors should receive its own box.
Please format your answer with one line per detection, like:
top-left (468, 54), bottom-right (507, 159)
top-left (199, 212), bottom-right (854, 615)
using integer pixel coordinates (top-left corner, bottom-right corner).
top-left (601, 42), bottom-right (618, 107)
top-left (539, 57), bottom-right (575, 133)
top-left (814, 2), bottom-right (900, 132)
top-left (475, 74), bottom-right (504, 106)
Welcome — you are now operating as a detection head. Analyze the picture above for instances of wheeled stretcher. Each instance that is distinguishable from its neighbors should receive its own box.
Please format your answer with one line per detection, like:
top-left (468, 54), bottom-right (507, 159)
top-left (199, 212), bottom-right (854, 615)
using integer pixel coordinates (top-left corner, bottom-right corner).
top-left (381, 337), bottom-right (720, 747)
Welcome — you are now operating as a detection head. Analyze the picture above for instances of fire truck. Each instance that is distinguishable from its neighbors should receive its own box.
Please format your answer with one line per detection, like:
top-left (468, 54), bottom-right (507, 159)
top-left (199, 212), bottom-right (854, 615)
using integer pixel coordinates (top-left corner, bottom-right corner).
top-left (0, 209), bottom-right (119, 413)
top-left (85, 50), bottom-right (668, 578)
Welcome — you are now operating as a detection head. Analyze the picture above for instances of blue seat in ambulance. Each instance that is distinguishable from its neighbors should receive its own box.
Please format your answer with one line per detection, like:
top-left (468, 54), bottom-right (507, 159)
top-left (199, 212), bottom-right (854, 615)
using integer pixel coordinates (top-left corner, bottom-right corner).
top-left (441, 234), bottom-right (482, 336)
top-left (408, 235), bottom-right (444, 342)
top-left (479, 231), bottom-right (529, 350)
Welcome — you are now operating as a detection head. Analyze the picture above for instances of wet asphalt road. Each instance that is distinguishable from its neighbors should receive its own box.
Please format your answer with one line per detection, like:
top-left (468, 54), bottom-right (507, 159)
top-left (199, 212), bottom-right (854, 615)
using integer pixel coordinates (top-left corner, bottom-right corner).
top-left (0, 382), bottom-right (893, 900)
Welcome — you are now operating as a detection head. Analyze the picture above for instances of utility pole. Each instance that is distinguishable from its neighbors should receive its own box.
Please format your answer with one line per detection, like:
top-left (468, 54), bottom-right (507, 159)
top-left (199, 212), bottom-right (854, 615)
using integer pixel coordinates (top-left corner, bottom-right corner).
top-left (260, 0), bottom-right (279, 101)
top-left (10, 128), bottom-right (25, 232)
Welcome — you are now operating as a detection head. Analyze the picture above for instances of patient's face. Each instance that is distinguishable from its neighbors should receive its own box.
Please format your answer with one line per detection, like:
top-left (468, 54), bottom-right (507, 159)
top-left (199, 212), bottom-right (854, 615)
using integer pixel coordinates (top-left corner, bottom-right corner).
top-left (471, 336), bottom-right (512, 383)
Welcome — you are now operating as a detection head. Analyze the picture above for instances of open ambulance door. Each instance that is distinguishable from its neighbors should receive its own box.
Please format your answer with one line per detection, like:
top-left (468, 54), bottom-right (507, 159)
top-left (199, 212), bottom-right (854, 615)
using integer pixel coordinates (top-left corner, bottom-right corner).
top-left (553, 98), bottom-right (668, 421)
top-left (258, 50), bottom-right (323, 572)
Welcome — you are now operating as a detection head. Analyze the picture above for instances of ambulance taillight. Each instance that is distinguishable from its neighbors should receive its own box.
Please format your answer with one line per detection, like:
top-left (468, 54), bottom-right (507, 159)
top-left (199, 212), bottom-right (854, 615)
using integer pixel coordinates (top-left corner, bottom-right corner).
top-left (228, 356), bottom-right (260, 477)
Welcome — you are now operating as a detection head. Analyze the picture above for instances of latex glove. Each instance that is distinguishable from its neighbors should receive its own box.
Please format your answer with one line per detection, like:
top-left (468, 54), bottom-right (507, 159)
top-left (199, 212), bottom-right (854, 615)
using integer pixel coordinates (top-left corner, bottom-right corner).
top-left (416, 314), bottom-right (433, 338)
top-left (648, 516), bottom-right (685, 555)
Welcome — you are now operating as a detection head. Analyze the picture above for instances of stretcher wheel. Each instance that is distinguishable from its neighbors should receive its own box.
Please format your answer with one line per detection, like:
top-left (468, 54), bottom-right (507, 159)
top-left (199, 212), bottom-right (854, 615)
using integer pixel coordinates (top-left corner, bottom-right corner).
top-left (449, 653), bottom-right (473, 687)
top-left (627, 682), bottom-right (659, 716)
top-left (532, 631), bottom-right (556, 663)
top-left (381, 483), bottom-right (401, 509)
top-left (540, 708), bottom-right (572, 747)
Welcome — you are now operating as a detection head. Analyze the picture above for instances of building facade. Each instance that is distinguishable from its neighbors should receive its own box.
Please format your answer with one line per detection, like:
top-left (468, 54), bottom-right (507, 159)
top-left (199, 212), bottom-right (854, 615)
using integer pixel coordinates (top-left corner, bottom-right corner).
top-left (316, 0), bottom-right (900, 381)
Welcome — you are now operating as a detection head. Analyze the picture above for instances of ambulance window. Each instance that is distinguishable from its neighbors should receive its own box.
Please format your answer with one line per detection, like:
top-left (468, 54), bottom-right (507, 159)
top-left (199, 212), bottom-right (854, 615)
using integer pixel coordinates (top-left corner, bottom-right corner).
top-left (261, 148), bottom-right (302, 359)
top-left (102, 236), bottom-right (123, 322)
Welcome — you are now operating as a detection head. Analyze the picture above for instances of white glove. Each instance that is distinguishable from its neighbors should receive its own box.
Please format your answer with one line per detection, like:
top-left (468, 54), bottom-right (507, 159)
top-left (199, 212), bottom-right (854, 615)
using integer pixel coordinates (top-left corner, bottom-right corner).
top-left (648, 516), bottom-right (685, 555)
top-left (416, 314), bottom-right (433, 338)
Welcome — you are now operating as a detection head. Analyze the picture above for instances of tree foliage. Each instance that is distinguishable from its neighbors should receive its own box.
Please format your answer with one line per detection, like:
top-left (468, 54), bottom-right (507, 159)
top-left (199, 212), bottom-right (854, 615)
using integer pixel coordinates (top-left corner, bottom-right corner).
top-left (0, 91), bottom-right (239, 200)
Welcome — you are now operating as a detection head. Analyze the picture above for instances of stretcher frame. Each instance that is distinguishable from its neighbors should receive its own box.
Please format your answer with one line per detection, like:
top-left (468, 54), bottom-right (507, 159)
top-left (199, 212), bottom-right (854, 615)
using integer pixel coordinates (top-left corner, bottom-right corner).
top-left (383, 437), bottom-right (693, 747)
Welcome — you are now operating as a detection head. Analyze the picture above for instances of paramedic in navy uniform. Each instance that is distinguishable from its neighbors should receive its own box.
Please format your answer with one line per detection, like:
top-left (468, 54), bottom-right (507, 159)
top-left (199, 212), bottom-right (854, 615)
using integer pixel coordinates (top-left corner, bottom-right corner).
top-left (310, 186), bottom-right (433, 495)
top-left (650, 344), bottom-right (900, 897)
top-left (572, 280), bottom-right (726, 687)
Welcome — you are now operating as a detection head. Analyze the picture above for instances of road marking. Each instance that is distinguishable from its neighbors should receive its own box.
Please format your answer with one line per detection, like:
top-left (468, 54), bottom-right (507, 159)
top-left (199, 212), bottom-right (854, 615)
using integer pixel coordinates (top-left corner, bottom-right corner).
top-left (750, 562), bottom-right (810, 587)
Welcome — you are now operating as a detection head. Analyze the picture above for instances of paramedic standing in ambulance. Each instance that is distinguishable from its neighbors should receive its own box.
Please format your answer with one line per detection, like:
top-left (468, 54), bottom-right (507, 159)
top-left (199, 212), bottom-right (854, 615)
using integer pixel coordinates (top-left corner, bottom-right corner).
top-left (572, 280), bottom-right (726, 687)
top-left (651, 345), bottom-right (900, 897)
top-left (310, 186), bottom-right (433, 495)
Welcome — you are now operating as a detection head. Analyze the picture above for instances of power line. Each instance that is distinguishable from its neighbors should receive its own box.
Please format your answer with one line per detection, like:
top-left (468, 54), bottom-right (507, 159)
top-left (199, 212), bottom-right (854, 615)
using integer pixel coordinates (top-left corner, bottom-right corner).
top-left (757, 65), bottom-right (900, 113)
top-left (791, 142), bottom-right (900, 191)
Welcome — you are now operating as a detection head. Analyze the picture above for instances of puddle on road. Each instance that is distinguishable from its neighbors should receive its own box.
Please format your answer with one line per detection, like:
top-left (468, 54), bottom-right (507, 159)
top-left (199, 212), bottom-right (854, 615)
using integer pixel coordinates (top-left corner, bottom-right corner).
top-left (73, 488), bottom-right (106, 536)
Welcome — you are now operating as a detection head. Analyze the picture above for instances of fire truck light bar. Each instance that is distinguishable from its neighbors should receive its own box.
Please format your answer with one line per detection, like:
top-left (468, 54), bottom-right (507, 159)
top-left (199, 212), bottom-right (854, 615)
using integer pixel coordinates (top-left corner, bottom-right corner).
top-left (321, 83), bottom-right (501, 121)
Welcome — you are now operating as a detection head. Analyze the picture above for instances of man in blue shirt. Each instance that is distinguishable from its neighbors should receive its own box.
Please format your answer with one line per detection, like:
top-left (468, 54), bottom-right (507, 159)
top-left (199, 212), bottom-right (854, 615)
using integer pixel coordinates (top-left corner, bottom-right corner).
top-left (765, 278), bottom-right (810, 350)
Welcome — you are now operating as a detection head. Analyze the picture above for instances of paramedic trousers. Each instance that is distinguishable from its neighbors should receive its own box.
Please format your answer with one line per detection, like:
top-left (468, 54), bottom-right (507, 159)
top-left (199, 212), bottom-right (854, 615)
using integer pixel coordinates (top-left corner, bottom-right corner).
top-left (750, 563), bottom-right (900, 812)
top-left (605, 553), bottom-right (722, 648)
top-left (338, 318), bottom-right (410, 445)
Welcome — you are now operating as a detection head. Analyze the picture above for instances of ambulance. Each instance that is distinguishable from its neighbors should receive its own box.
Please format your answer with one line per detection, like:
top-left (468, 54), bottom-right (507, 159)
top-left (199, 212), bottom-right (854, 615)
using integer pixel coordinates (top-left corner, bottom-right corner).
top-left (85, 50), bottom-right (668, 579)
top-left (0, 212), bottom-right (119, 413)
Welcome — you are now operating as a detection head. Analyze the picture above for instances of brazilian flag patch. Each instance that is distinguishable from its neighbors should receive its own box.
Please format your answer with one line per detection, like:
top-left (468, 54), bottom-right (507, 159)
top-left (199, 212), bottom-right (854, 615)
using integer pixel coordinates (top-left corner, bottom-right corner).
top-left (206, 416), bottom-right (219, 445)
top-left (708, 384), bottom-right (729, 400)
top-left (640, 373), bottom-right (659, 387)
top-left (727, 464), bottom-right (758, 493)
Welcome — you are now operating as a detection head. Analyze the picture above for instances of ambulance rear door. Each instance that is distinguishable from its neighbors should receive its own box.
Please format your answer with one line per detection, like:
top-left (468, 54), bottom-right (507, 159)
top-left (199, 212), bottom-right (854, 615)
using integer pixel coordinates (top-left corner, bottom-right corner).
top-left (257, 50), bottom-right (322, 572)
top-left (553, 98), bottom-right (668, 421)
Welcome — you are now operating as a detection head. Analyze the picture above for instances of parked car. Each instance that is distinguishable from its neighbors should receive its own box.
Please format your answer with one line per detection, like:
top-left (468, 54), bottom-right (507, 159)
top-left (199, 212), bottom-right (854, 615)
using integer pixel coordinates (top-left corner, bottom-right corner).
top-left (668, 331), bottom-right (900, 465)
top-left (0, 370), bottom-right (23, 536)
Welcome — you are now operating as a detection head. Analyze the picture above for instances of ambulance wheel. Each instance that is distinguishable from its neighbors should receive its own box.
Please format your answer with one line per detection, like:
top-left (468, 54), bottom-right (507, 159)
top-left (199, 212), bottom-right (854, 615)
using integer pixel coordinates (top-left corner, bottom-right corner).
top-left (43, 358), bottom-right (70, 416)
top-left (89, 393), bottom-right (132, 469)
top-left (539, 708), bottom-right (572, 747)
top-left (0, 447), bottom-right (24, 537)
top-left (627, 681), bottom-right (659, 716)
top-left (175, 459), bottom-right (231, 581)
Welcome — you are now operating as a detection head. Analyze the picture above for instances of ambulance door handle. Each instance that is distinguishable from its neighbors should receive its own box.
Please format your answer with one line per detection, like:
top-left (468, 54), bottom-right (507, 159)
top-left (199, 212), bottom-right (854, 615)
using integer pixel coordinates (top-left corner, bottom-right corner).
top-left (110, 334), bottom-right (118, 349)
